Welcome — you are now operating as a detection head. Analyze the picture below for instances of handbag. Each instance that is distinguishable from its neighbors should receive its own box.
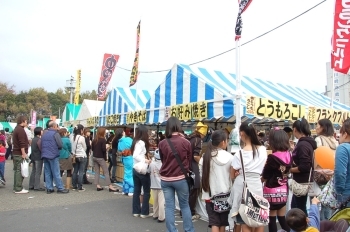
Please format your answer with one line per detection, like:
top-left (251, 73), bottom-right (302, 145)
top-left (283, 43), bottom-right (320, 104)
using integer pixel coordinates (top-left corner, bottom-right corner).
top-left (263, 184), bottom-right (288, 205)
top-left (291, 152), bottom-right (313, 197)
top-left (313, 169), bottom-right (333, 186)
top-left (238, 150), bottom-right (270, 227)
top-left (166, 139), bottom-right (195, 191)
top-left (134, 161), bottom-right (149, 175)
top-left (210, 191), bottom-right (231, 213)
top-left (308, 181), bottom-right (322, 197)
top-left (318, 176), bottom-right (339, 209)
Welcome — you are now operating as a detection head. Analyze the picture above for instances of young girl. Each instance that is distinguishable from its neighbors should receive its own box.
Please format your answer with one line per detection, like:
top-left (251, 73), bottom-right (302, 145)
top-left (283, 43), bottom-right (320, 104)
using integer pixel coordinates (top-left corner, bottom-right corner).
top-left (0, 139), bottom-right (6, 185)
top-left (200, 130), bottom-right (234, 232)
top-left (149, 150), bottom-right (165, 223)
top-left (229, 122), bottom-right (268, 232)
top-left (261, 128), bottom-right (291, 232)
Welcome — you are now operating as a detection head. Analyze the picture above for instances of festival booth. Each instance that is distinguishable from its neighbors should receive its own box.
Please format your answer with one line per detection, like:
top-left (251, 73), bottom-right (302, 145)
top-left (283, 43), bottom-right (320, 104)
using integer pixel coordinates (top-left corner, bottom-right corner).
top-left (76, 99), bottom-right (105, 127)
top-left (98, 87), bottom-right (151, 127)
top-left (61, 103), bottom-right (81, 127)
top-left (144, 63), bottom-right (350, 221)
top-left (98, 87), bottom-right (151, 182)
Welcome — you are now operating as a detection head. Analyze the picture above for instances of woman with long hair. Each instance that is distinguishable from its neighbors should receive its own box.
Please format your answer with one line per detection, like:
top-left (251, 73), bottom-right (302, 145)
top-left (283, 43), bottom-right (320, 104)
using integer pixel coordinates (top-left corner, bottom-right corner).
top-left (72, 124), bottom-right (87, 192)
top-left (117, 128), bottom-right (134, 196)
top-left (158, 117), bottom-right (195, 232)
top-left (315, 118), bottom-right (338, 220)
top-left (131, 125), bottom-right (152, 218)
top-left (200, 130), bottom-right (233, 232)
top-left (110, 130), bottom-right (122, 183)
top-left (290, 118), bottom-right (316, 215)
top-left (335, 118), bottom-right (350, 207)
top-left (92, 127), bottom-right (118, 192)
top-left (58, 128), bottom-right (73, 190)
top-left (261, 128), bottom-right (291, 232)
top-left (228, 122), bottom-right (267, 232)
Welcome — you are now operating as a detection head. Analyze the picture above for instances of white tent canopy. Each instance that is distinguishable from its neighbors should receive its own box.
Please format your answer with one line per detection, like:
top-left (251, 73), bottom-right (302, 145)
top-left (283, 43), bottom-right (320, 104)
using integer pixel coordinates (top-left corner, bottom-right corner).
top-left (76, 99), bottom-right (105, 127)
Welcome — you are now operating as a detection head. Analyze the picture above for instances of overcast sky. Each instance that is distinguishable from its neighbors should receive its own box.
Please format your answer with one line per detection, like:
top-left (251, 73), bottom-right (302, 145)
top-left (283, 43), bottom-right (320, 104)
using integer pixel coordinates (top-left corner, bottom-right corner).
top-left (0, 0), bottom-right (333, 94)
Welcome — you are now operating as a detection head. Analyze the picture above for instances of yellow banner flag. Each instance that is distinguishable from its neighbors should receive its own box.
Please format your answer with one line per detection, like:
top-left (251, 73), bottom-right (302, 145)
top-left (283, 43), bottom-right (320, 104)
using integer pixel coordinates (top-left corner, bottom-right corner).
top-left (74, 69), bottom-right (81, 105)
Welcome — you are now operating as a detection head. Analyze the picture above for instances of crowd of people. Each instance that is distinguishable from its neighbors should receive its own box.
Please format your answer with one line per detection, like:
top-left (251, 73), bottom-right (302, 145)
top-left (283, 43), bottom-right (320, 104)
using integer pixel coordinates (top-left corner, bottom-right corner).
top-left (2, 114), bottom-right (350, 232)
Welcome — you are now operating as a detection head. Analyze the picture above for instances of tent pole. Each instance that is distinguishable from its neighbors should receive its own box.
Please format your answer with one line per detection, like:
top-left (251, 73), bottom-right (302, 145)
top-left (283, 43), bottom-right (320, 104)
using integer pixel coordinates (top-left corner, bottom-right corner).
top-left (235, 39), bottom-right (242, 131)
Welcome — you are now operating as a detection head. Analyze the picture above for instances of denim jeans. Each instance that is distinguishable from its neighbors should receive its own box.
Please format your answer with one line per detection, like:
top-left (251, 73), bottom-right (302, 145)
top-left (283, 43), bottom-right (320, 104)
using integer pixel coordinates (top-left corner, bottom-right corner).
top-left (0, 161), bottom-right (5, 179)
top-left (320, 205), bottom-right (334, 220)
top-left (43, 157), bottom-right (64, 191)
top-left (73, 157), bottom-right (87, 189)
top-left (132, 169), bottom-right (150, 215)
top-left (161, 179), bottom-right (195, 232)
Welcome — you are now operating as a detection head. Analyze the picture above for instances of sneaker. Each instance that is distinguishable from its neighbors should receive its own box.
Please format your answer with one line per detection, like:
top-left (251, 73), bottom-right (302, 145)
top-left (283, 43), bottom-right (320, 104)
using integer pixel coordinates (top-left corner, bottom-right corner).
top-left (140, 213), bottom-right (153, 218)
top-left (158, 219), bottom-right (165, 223)
top-left (78, 187), bottom-right (85, 192)
top-left (57, 189), bottom-right (69, 194)
top-left (15, 189), bottom-right (29, 194)
top-left (72, 187), bottom-right (78, 191)
top-left (128, 193), bottom-right (134, 196)
top-left (133, 214), bottom-right (140, 217)
top-left (0, 178), bottom-right (5, 185)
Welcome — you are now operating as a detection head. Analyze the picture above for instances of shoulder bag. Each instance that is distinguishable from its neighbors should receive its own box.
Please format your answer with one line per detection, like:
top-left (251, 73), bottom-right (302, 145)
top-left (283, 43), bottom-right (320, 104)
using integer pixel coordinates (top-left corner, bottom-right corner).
top-left (166, 138), bottom-right (195, 191)
top-left (290, 152), bottom-right (313, 197)
top-left (238, 150), bottom-right (270, 227)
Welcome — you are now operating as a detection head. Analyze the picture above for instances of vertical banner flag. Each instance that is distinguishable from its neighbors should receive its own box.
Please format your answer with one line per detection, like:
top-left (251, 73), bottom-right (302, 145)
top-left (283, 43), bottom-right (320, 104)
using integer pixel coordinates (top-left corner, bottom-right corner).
top-left (97, 54), bottom-right (120, 100)
top-left (74, 69), bottom-right (81, 105)
top-left (235, 0), bottom-right (253, 40)
top-left (129, 20), bottom-right (141, 87)
top-left (31, 111), bottom-right (37, 128)
top-left (331, 0), bottom-right (350, 74)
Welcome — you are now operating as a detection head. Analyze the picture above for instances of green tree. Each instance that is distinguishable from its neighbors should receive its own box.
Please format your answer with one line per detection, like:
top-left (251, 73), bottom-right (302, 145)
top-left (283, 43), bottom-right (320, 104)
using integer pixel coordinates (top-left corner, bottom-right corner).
top-left (26, 88), bottom-right (50, 119)
top-left (48, 88), bottom-right (70, 118)
top-left (79, 90), bottom-right (98, 103)
top-left (0, 82), bottom-right (16, 121)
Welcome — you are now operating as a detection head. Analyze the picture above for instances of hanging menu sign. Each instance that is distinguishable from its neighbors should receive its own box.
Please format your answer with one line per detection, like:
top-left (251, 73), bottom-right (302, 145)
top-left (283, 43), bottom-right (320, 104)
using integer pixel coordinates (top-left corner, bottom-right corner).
top-left (170, 101), bottom-right (208, 121)
top-left (307, 107), bottom-right (349, 124)
top-left (246, 95), bottom-right (305, 121)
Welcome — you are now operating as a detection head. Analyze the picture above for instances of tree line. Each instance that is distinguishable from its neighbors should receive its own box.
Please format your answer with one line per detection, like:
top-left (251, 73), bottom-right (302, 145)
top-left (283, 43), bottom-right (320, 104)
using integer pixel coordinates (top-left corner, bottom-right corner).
top-left (0, 82), bottom-right (106, 122)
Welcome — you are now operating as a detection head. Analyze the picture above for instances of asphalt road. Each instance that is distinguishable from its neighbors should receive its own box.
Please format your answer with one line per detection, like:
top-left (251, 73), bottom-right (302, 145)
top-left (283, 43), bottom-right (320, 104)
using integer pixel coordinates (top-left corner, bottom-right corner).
top-left (0, 160), bottom-right (209, 232)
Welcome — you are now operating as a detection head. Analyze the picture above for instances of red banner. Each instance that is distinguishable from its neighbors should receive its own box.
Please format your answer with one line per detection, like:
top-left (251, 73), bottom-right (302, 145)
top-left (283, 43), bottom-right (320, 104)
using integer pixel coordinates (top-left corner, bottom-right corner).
top-left (97, 54), bottom-right (119, 100)
top-left (331, 0), bottom-right (350, 74)
top-left (129, 21), bottom-right (141, 87)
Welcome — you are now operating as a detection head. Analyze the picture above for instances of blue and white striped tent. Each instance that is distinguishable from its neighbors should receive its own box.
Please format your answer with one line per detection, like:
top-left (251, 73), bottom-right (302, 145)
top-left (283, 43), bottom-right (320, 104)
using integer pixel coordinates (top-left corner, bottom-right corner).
top-left (145, 64), bottom-right (350, 124)
top-left (99, 87), bottom-right (151, 126)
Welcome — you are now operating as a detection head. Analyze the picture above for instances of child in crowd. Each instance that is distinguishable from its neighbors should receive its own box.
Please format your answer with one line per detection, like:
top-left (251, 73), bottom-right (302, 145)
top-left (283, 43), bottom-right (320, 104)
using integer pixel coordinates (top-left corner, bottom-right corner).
top-left (149, 150), bottom-right (165, 223)
top-left (285, 197), bottom-right (320, 232)
top-left (0, 140), bottom-right (6, 185)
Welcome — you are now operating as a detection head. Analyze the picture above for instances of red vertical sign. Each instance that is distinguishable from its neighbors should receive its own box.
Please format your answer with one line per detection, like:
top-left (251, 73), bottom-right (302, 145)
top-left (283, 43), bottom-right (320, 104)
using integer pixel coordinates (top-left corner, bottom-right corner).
top-left (331, 0), bottom-right (350, 74)
top-left (97, 54), bottom-right (119, 100)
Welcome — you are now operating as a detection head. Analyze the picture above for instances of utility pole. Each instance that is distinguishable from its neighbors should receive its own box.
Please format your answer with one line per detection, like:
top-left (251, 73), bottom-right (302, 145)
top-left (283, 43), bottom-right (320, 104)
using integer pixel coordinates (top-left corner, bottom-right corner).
top-left (65, 76), bottom-right (76, 104)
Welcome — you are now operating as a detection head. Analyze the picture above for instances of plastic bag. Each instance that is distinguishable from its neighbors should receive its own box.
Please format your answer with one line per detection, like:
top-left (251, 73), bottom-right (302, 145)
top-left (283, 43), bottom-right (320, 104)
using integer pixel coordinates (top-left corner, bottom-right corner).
top-left (21, 159), bottom-right (29, 178)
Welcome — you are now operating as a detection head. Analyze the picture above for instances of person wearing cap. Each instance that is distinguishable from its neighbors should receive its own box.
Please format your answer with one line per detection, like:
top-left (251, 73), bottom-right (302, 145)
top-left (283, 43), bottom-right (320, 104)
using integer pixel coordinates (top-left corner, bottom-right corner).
top-left (186, 122), bottom-right (208, 220)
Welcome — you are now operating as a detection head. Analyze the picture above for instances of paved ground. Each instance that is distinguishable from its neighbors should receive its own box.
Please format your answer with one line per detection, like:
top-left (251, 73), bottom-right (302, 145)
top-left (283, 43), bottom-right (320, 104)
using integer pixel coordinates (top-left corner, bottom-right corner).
top-left (0, 160), bottom-right (210, 232)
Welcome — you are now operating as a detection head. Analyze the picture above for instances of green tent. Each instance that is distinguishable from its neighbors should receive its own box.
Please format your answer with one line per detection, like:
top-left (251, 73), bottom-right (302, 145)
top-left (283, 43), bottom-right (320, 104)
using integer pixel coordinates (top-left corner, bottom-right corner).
top-left (63, 104), bottom-right (81, 122)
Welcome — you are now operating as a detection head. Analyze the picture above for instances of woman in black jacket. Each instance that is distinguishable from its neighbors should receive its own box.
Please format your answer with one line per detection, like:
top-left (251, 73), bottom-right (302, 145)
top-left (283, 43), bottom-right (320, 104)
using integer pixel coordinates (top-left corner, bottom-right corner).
top-left (92, 127), bottom-right (118, 192)
top-left (290, 118), bottom-right (317, 215)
